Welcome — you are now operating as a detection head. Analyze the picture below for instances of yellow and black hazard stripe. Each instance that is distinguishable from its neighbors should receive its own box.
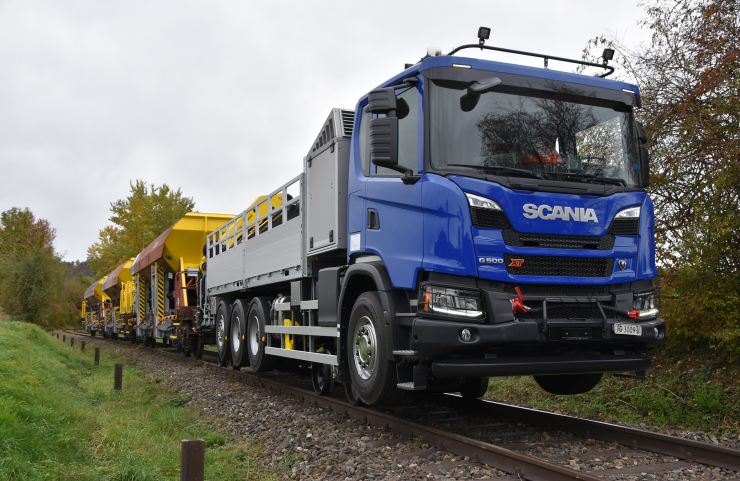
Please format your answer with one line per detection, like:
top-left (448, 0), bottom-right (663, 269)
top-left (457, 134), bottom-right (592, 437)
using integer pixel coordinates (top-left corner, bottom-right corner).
top-left (138, 275), bottom-right (146, 322)
top-left (157, 265), bottom-right (165, 322)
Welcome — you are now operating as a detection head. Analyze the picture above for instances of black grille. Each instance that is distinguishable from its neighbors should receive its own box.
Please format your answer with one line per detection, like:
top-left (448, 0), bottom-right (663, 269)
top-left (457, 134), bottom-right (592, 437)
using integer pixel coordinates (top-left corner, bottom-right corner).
top-left (502, 283), bottom-right (610, 297)
top-left (502, 230), bottom-right (614, 250)
top-left (520, 302), bottom-right (615, 320)
top-left (504, 254), bottom-right (615, 277)
top-left (471, 208), bottom-right (511, 229)
top-left (608, 219), bottom-right (639, 235)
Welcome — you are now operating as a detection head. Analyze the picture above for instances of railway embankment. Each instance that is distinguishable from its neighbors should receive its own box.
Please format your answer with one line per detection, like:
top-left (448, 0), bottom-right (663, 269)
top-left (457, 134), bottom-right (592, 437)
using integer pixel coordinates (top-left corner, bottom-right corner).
top-left (0, 321), bottom-right (274, 480)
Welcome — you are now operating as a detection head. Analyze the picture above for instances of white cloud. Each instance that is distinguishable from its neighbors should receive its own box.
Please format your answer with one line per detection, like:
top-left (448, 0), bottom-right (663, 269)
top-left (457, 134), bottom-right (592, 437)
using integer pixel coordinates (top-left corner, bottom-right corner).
top-left (0, 0), bottom-right (651, 261)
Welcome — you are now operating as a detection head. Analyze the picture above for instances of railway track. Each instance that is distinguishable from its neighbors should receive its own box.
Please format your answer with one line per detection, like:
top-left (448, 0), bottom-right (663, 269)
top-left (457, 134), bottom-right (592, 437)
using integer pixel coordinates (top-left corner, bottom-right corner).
top-left (60, 329), bottom-right (740, 480)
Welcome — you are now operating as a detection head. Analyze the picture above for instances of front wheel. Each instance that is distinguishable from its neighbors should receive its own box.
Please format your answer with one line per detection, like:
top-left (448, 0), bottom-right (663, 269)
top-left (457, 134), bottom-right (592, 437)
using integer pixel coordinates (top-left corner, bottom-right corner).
top-left (347, 292), bottom-right (405, 406)
top-left (533, 373), bottom-right (603, 395)
top-left (460, 377), bottom-right (489, 400)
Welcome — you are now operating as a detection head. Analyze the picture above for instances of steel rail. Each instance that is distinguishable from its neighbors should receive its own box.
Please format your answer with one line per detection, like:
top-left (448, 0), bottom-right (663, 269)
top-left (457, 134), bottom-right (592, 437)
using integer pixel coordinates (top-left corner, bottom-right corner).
top-left (61, 330), bottom-right (740, 477)
top-left (442, 395), bottom-right (740, 472)
top-left (60, 329), bottom-right (596, 480)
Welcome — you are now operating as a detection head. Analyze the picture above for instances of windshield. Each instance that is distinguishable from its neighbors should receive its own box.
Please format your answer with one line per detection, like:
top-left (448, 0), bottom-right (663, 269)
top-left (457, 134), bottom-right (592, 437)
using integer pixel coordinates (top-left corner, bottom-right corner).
top-left (429, 79), bottom-right (642, 187)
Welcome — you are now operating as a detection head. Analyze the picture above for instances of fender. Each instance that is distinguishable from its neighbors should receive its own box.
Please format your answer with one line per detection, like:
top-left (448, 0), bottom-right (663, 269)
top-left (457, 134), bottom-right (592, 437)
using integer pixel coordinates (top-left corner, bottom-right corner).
top-left (336, 261), bottom-right (411, 367)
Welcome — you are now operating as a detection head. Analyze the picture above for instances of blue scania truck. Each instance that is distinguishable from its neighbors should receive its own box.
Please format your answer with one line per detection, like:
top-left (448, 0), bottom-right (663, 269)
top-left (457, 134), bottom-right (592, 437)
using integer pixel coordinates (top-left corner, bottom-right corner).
top-left (198, 29), bottom-right (666, 406)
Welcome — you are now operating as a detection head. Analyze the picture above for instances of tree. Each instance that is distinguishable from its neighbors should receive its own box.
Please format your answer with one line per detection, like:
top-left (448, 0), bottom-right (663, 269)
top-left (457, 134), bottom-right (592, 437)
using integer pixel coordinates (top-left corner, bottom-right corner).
top-left (0, 208), bottom-right (86, 328)
top-left (0, 207), bottom-right (56, 257)
top-left (584, 0), bottom-right (740, 356)
top-left (0, 246), bottom-right (65, 328)
top-left (87, 180), bottom-right (195, 276)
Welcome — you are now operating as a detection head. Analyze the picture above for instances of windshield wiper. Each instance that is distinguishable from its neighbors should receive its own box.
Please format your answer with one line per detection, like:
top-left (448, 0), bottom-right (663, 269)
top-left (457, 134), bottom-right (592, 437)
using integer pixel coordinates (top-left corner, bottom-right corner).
top-left (447, 164), bottom-right (543, 179)
top-left (543, 172), bottom-right (626, 186)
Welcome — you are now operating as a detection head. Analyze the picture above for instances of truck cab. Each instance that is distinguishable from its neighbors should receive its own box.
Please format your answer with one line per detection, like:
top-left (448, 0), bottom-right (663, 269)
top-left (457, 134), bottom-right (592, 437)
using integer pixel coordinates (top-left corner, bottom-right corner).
top-left (341, 47), bottom-right (664, 399)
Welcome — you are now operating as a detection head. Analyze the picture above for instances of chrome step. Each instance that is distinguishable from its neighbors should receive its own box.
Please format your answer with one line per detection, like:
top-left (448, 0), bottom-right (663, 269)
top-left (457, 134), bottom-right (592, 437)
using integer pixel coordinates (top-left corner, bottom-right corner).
top-left (393, 350), bottom-right (419, 358)
top-left (397, 382), bottom-right (425, 391)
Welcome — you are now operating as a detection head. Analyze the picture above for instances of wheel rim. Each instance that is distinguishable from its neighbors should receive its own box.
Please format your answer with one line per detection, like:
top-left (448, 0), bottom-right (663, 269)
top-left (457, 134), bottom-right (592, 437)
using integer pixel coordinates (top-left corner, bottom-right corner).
top-left (216, 313), bottom-right (226, 349)
top-left (314, 366), bottom-right (325, 390)
top-left (353, 316), bottom-right (377, 380)
top-left (248, 314), bottom-right (260, 356)
top-left (232, 315), bottom-right (242, 354)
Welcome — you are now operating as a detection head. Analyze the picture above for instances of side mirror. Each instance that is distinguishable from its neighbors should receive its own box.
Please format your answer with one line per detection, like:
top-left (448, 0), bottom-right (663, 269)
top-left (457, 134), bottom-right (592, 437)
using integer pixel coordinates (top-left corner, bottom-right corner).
top-left (368, 87), bottom-right (399, 168)
top-left (369, 116), bottom-right (399, 167)
top-left (639, 145), bottom-right (650, 187)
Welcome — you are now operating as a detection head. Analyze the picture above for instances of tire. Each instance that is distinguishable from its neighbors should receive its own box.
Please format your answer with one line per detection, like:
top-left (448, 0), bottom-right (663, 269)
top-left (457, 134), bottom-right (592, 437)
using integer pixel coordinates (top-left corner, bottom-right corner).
top-left (347, 291), bottom-right (405, 406)
top-left (311, 353), bottom-right (335, 396)
top-left (344, 380), bottom-right (364, 406)
top-left (533, 373), bottom-right (603, 395)
top-left (195, 336), bottom-right (204, 360)
top-left (246, 298), bottom-right (278, 372)
top-left (460, 377), bottom-right (489, 400)
top-left (230, 300), bottom-right (250, 369)
top-left (215, 301), bottom-right (232, 367)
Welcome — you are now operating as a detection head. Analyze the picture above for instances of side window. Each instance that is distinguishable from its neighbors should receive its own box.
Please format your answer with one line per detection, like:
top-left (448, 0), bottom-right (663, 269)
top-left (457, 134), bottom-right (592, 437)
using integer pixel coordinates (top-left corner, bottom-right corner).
top-left (376, 87), bottom-right (419, 175)
top-left (359, 106), bottom-right (371, 176)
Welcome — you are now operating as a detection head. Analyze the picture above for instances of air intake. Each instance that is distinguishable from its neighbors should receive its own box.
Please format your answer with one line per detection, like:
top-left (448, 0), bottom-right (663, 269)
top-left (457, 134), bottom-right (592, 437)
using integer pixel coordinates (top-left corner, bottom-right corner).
top-left (308, 108), bottom-right (354, 155)
top-left (341, 110), bottom-right (355, 137)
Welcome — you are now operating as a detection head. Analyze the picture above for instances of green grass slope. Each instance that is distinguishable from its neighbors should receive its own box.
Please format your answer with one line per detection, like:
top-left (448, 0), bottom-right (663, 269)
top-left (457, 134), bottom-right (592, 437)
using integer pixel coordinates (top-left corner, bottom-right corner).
top-left (0, 321), bottom-right (273, 480)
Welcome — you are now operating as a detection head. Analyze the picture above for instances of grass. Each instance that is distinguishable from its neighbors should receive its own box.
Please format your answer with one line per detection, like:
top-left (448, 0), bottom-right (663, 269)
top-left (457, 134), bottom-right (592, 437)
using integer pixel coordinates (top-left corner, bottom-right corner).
top-left (0, 321), bottom-right (278, 480)
top-left (484, 348), bottom-right (740, 438)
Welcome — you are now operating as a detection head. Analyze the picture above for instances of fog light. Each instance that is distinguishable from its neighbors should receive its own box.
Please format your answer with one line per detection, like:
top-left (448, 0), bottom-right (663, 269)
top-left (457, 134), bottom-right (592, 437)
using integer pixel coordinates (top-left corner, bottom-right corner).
top-left (654, 327), bottom-right (659, 337)
top-left (461, 329), bottom-right (471, 341)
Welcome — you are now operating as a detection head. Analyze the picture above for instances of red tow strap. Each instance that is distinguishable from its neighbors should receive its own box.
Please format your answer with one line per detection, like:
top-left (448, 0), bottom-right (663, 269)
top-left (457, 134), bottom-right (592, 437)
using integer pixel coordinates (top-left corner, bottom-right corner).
top-left (511, 286), bottom-right (528, 314)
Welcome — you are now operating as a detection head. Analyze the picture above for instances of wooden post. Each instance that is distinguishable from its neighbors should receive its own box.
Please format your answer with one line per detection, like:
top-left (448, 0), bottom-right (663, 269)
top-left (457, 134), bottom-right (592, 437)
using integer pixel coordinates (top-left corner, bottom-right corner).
top-left (180, 439), bottom-right (205, 481)
top-left (95, 347), bottom-right (100, 365)
top-left (81, 341), bottom-right (85, 351)
top-left (63, 335), bottom-right (66, 342)
top-left (57, 333), bottom-right (59, 339)
top-left (114, 364), bottom-right (123, 391)
top-left (71, 337), bottom-right (74, 347)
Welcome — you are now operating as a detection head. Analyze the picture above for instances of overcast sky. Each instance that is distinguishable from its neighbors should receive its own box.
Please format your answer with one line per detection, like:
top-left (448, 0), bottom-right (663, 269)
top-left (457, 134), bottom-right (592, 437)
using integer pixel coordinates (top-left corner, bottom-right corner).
top-left (0, 0), bottom-right (652, 262)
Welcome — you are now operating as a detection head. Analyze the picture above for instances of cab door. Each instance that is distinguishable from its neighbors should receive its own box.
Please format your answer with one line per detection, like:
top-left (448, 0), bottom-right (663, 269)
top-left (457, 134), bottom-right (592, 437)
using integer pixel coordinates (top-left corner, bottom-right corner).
top-left (363, 86), bottom-right (423, 290)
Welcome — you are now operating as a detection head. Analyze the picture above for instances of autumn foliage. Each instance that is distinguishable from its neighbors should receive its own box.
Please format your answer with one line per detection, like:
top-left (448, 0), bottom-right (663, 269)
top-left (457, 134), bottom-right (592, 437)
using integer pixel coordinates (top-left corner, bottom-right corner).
top-left (586, 0), bottom-right (740, 356)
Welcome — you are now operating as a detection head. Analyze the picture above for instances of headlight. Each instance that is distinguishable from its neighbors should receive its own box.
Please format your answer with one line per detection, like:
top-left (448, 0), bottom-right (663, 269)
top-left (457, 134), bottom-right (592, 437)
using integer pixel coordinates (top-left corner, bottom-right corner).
top-left (466, 193), bottom-right (502, 211)
top-left (615, 206), bottom-right (641, 219)
top-left (633, 288), bottom-right (660, 319)
top-left (419, 284), bottom-right (485, 320)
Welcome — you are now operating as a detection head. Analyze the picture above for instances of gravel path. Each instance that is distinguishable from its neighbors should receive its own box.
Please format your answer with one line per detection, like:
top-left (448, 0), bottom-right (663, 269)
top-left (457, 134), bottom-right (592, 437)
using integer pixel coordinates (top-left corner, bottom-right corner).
top-left (67, 334), bottom-right (740, 481)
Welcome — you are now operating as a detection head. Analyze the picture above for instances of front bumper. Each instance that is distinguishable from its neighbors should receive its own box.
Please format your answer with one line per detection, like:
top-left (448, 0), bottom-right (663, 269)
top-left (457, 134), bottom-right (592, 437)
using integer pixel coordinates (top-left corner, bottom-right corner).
top-left (431, 352), bottom-right (651, 378)
top-left (409, 317), bottom-right (665, 361)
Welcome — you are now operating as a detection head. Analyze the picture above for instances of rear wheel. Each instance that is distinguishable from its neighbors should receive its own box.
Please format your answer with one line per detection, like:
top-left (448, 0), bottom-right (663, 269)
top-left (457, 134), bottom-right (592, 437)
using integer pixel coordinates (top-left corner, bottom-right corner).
top-left (246, 298), bottom-right (278, 372)
top-left (533, 373), bottom-right (603, 395)
top-left (195, 336), bottom-right (204, 360)
top-left (215, 301), bottom-right (232, 367)
top-left (230, 300), bottom-right (249, 369)
top-left (460, 377), bottom-right (489, 400)
top-left (347, 292), bottom-right (405, 406)
top-left (311, 353), bottom-right (334, 396)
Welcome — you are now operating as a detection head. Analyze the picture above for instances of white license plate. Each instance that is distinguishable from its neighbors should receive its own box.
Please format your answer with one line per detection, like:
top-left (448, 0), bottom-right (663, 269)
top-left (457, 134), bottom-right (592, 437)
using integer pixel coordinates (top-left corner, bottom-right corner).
top-left (613, 323), bottom-right (642, 336)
